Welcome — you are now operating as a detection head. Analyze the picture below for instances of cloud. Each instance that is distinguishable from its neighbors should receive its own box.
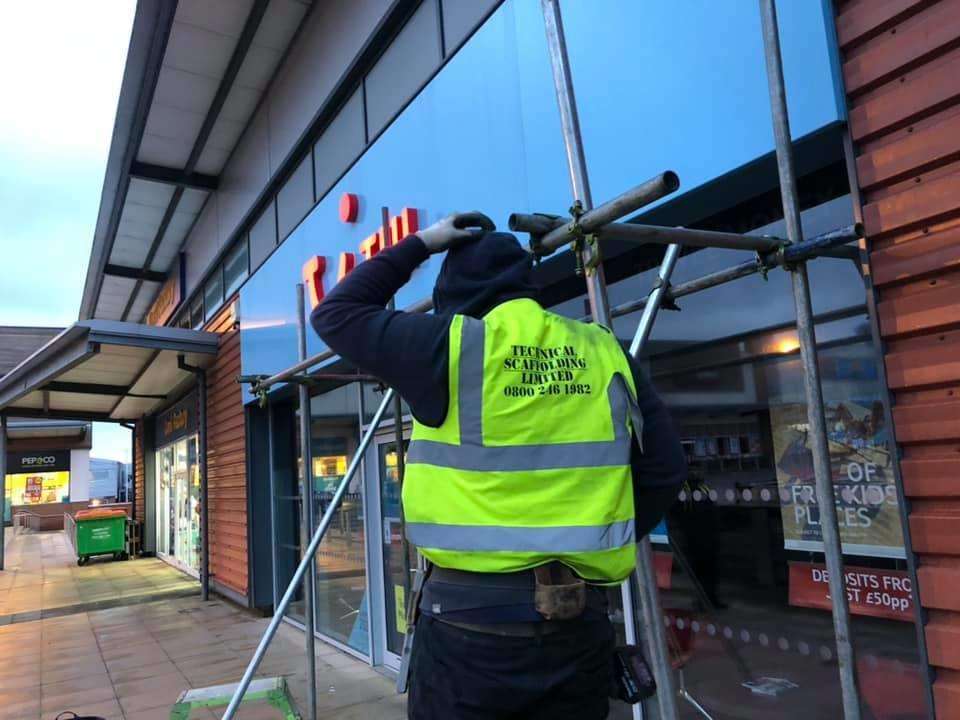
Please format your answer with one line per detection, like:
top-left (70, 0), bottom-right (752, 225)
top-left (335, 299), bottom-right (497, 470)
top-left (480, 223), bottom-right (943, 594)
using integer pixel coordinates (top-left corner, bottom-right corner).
top-left (0, 2), bottom-right (135, 160)
top-left (0, 2), bottom-right (135, 326)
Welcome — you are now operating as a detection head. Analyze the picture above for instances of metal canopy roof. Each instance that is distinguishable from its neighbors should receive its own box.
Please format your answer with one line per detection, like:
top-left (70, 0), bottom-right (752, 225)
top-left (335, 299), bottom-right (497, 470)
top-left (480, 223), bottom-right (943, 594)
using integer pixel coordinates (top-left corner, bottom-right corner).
top-left (0, 321), bottom-right (219, 422)
top-left (6, 420), bottom-right (90, 441)
top-left (81, 0), bottom-right (311, 323)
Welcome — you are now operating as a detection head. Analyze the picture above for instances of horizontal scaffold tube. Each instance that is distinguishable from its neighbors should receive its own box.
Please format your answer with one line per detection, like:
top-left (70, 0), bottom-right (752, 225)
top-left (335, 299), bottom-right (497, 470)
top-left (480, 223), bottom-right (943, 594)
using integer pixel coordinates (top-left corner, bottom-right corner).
top-left (606, 223), bottom-right (863, 319)
top-left (509, 171), bottom-right (679, 254)
top-left (241, 296), bottom-right (433, 395)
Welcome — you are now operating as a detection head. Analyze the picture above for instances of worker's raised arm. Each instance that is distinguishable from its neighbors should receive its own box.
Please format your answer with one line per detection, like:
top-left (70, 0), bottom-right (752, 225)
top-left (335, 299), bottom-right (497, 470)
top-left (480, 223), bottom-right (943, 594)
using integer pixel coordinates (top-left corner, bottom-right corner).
top-left (310, 235), bottom-right (452, 426)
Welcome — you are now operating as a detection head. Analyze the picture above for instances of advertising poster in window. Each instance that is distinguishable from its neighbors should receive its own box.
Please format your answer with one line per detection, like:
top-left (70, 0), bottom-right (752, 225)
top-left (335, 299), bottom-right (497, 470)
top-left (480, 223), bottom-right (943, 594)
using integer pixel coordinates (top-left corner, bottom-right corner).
top-left (770, 401), bottom-right (905, 559)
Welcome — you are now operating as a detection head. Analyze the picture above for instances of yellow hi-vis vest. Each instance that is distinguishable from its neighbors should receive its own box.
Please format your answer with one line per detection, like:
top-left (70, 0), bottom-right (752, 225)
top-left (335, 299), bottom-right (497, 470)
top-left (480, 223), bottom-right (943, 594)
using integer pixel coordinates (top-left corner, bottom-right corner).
top-left (403, 298), bottom-right (640, 584)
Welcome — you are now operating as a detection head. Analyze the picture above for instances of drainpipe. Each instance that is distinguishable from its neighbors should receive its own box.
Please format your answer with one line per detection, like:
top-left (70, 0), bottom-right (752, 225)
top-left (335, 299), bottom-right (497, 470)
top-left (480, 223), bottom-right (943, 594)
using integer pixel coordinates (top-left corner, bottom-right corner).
top-left (178, 355), bottom-right (210, 602)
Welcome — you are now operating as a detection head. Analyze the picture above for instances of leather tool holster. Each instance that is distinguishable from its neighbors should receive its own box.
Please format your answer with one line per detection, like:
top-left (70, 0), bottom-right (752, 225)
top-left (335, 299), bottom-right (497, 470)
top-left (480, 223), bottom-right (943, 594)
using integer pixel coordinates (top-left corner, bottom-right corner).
top-left (534, 562), bottom-right (586, 620)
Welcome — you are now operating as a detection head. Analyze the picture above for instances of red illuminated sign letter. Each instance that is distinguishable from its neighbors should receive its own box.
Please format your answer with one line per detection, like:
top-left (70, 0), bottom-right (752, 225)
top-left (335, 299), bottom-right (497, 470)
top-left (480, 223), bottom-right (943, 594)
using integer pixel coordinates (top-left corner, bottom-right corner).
top-left (359, 230), bottom-right (382, 260)
top-left (302, 256), bottom-right (327, 309)
top-left (338, 252), bottom-right (357, 281)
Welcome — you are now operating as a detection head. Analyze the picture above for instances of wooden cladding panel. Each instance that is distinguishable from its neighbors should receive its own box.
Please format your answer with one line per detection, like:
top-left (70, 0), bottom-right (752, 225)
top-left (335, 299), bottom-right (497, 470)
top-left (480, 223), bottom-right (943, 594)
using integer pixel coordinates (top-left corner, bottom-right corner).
top-left (871, 224), bottom-right (960, 285)
top-left (838, 0), bottom-right (960, 713)
top-left (203, 301), bottom-right (249, 600)
top-left (848, 46), bottom-right (960, 142)
top-left (843, 0), bottom-right (960, 95)
top-left (926, 620), bottom-right (960, 670)
top-left (134, 419), bottom-right (145, 523)
top-left (902, 458), bottom-right (960, 496)
top-left (934, 671), bottom-right (960, 719)
top-left (836, 0), bottom-right (930, 49)
top-left (862, 167), bottom-right (960, 238)
top-left (919, 564), bottom-right (960, 609)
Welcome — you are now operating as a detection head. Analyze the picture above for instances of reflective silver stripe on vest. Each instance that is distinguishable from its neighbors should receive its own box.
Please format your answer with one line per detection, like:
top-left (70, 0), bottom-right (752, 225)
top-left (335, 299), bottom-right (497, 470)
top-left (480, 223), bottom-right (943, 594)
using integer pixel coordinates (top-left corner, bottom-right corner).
top-left (409, 314), bottom-right (639, 471)
top-left (458, 316), bottom-right (485, 445)
top-left (406, 519), bottom-right (635, 552)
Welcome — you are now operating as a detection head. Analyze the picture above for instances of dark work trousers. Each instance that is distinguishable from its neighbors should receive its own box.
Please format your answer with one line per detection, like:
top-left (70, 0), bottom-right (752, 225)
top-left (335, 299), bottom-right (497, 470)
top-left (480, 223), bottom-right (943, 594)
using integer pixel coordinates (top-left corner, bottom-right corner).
top-left (407, 614), bottom-right (616, 720)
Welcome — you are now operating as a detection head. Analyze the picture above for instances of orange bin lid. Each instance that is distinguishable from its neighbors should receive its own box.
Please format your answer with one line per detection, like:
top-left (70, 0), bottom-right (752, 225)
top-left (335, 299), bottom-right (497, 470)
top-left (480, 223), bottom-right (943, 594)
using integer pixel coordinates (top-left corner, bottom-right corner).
top-left (75, 508), bottom-right (127, 521)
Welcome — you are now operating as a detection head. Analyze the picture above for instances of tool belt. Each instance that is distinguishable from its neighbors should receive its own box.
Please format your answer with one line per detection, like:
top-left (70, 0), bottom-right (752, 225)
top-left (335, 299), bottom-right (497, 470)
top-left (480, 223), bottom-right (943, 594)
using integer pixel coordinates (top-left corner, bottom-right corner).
top-left (422, 562), bottom-right (599, 636)
top-left (533, 562), bottom-right (587, 620)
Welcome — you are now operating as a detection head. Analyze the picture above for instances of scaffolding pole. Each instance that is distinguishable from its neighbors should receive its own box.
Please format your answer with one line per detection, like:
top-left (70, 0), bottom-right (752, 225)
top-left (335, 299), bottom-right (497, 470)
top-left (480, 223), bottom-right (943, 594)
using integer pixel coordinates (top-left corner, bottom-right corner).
top-left (540, 2), bottom-right (679, 719)
top-left (759, 0), bottom-right (860, 717)
top-left (295, 284), bottom-right (318, 720)
top-left (222, 389), bottom-right (396, 720)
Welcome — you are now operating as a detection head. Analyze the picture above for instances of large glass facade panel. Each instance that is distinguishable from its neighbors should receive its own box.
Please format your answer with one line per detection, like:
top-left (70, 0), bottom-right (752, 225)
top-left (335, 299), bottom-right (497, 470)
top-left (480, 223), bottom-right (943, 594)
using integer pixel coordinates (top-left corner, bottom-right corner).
top-left (296, 382), bottom-right (369, 654)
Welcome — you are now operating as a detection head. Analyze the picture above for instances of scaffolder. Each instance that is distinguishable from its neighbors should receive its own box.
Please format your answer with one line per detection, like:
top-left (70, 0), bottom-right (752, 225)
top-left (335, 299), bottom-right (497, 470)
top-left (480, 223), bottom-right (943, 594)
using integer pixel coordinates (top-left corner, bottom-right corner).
top-left (222, 1), bottom-right (869, 719)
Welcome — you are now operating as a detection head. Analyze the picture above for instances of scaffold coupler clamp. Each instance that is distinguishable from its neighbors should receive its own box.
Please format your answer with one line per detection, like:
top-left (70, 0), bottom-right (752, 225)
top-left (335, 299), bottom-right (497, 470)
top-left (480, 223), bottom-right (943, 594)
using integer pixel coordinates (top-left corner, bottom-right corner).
top-left (650, 277), bottom-right (681, 311)
top-left (568, 201), bottom-right (600, 277)
top-left (756, 236), bottom-right (787, 280)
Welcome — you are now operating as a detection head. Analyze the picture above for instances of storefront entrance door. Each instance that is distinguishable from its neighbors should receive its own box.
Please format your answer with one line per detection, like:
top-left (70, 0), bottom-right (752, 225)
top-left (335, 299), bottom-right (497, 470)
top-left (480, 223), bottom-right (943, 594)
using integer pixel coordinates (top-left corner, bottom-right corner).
top-left (374, 434), bottom-right (414, 670)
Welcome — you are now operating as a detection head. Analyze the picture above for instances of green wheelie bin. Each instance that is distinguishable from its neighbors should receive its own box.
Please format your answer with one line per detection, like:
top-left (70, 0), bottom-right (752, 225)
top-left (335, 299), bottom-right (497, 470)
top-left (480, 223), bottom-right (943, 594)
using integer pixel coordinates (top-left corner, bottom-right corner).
top-left (74, 508), bottom-right (128, 566)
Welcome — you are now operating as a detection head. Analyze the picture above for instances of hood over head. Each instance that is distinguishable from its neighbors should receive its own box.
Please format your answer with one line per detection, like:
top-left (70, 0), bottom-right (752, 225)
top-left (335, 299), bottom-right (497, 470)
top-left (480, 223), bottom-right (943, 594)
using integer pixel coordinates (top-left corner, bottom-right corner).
top-left (432, 231), bottom-right (537, 317)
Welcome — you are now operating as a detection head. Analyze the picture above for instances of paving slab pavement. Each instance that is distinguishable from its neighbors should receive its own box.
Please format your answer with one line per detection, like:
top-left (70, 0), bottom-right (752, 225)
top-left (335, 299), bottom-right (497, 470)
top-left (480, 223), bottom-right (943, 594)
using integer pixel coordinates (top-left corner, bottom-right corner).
top-left (0, 595), bottom-right (406, 719)
top-left (1, 528), bottom-right (406, 719)
top-left (1, 528), bottom-right (199, 625)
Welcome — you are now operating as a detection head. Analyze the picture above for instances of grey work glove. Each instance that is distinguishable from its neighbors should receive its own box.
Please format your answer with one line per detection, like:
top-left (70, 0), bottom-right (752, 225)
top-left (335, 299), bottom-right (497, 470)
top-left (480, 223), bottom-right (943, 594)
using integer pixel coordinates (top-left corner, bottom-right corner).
top-left (416, 212), bottom-right (496, 254)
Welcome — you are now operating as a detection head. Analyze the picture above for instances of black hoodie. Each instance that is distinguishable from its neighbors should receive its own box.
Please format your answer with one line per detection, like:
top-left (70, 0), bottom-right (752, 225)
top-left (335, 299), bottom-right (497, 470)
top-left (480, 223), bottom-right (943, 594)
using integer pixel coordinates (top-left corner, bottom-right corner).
top-left (311, 232), bottom-right (686, 510)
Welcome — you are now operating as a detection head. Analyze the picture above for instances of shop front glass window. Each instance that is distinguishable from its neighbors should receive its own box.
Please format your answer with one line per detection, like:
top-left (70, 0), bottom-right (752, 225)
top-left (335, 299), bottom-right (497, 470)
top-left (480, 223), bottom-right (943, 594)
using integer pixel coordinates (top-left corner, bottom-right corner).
top-left (155, 437), bottom-right (200, 574)
top-left (571, 234), bottom-right (927, 718)
top-left (297, 382), bottom-right (369, 654)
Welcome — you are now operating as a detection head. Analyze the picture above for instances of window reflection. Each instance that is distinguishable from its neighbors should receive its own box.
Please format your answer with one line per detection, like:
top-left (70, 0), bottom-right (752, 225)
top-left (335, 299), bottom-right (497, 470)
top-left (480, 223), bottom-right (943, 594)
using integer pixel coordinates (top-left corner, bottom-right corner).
top-left (548, 196), bottom-right (924, 717)
top-left (296, 382), bottom-right (369, 654)
top-left (643, 316), bottom-right (923, 719)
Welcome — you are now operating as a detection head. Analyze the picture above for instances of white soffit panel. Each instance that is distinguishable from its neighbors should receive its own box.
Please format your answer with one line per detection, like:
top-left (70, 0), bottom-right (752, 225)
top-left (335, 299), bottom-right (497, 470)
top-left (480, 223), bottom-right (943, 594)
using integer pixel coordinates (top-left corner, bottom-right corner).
top-left (143, 102), bottom-right (206, 148)
top-left (174, 0), bottom-right (254, 39)
top-left (126, 281), bottom-right (162, 323)
top-left (196, 0), bottom-right (308, 175)
top-left (138, 132), bottom-right (192, 168)
top-left (57, 345), bottom-right (153, 387)
top-left (48, 392), bottom-right (117, 413)
top-left (165, 20), bottom-right (236, 84)
top-left (94, 276), bottom-right (137, 321)
top-left (14, 392), bottom-right (44, 410)
top-left (111, 395), bottom-right (160, 419)
top-left (152, 65), bottom-right (219, 117)
top-left (126, 177), bottom-right (175, 209)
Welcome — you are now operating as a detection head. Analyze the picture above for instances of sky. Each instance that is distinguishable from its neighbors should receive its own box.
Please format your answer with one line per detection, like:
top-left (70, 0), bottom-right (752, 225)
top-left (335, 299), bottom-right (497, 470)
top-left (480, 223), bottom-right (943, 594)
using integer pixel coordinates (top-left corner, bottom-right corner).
top-left (0, 2), bottom-right (136, 463)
